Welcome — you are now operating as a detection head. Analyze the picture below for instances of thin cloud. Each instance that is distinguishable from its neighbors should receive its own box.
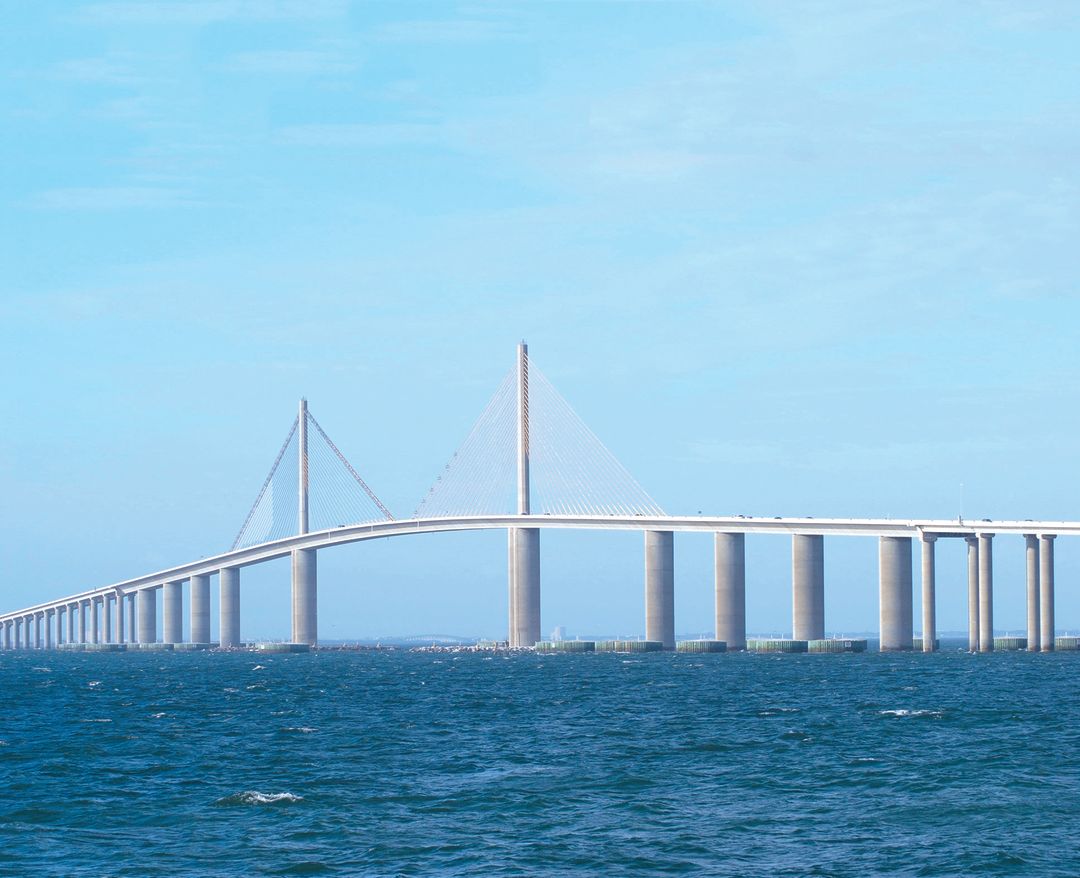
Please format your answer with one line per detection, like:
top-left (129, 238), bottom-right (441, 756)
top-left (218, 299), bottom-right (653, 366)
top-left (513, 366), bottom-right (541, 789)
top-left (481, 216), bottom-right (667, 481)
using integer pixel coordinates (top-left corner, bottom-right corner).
top-left (50, 56), bottom-right (143, 86)
top-left (275, 123), bottom-right (441, 148)
top-left (76, 0), bottom-right (347, 26)
top-left (29, 186), bottom-right (199, 210)
top-left (220, 48), bottom-right (360, 76)
top-left (374, 18), bottom-right (520, 43)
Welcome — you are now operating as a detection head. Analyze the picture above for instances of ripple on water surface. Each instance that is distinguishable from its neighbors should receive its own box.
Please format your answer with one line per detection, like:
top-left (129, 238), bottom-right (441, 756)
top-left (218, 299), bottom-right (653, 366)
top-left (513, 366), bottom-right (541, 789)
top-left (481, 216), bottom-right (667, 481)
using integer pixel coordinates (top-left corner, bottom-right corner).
top-left (1, 649), bottom-right (1080, 876)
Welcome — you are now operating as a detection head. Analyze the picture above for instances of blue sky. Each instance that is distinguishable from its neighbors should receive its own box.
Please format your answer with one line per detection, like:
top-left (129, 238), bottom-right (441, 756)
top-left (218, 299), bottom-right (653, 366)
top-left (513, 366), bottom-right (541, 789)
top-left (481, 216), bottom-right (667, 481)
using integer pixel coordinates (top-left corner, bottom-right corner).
top-left (2, 1), bottom-right (1080, 640)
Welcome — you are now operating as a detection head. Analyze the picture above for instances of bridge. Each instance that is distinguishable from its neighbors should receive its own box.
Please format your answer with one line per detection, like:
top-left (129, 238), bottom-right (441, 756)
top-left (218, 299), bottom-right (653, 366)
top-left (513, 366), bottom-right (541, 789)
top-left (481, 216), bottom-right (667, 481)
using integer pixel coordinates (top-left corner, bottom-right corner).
top-left (0, 344), bottom-right (1070, 654)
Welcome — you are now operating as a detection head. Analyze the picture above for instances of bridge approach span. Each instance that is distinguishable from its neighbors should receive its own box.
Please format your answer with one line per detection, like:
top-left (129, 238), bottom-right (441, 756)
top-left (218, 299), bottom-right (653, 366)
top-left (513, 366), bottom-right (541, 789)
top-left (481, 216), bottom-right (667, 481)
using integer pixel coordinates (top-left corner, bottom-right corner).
top-left (1, 514), bottom-right (1075, 623)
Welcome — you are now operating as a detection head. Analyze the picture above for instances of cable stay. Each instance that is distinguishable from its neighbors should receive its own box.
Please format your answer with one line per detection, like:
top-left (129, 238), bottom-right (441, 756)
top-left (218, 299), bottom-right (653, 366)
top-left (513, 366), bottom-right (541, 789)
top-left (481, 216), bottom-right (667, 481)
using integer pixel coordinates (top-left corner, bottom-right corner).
top-left (232, 406), bottom-right (393, 551)
top-left (415, 357), bottom-right (664, 518)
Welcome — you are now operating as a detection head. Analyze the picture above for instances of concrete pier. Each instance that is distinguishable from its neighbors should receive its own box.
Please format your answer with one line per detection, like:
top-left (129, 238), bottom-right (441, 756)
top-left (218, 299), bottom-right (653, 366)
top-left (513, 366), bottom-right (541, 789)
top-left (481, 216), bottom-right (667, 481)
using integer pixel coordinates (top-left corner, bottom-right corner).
top-left (138, 588), bottom-right (157, 644)
top-left (978, 534), bottom-right (994, 652)
top-left (1025, 535), bottom-right (1040, 651)
top-left (104, 595), bottom-right (113, 644)
top-left (966, 537), bottom-right (979, 652)
top-left (645, 530), bottom-right (675, 650)
top-left (90, 598), bottom-right (100, 644)
top-left (879, 536), bottom-right (913, 651)
top-left (508, 528), bottom-right (541, 648)
top-left (792, 535), bottom-right (825, 641)
top-left (67, 604), bottom-right (75, 645)
top-left (291, 549), bottom-right (317, 646)
top-left (56, 607), bottom-right (64, 646)
top-left (1040, 535), bottom-right (1055, 652)
top-left (163, 581), bottom-right (183, 645)
top-left (220, 568), bottom-right (240, 648)
top-left (44, 609), bottom-right (53, 649)
top-left (714, 532), bottom-right (746, 649)
top-left (127, 595), bottom-right (136, 644)
top-left (921, 536), bottom-right (936, 652)
top-left (115, 591), bottom-right (125, 645)
top-left (78, 600), bottom-right (87, 644)
top-left (190, 574), bottom-right (210, 644)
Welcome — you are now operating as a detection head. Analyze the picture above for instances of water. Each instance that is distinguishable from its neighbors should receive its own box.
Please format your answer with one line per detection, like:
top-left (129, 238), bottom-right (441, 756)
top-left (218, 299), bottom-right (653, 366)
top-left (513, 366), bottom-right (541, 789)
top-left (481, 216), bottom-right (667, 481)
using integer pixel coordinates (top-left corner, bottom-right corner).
top-left (2, 648), bottom-right (1079, 877)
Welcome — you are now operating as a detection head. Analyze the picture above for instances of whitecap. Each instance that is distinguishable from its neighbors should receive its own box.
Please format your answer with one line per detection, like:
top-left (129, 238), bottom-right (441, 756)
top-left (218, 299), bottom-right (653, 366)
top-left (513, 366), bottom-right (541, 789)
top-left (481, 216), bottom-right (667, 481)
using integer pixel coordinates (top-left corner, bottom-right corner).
top-left (282, 726), bottom-right (317, 734)
top-left (88, 681), bottom-right (102, 688)
top-left (80, 718), bottom-right (112, 723)
top-left (32, 667), bottom-right (51, 673)
top-left (151, 712), bottom-right (166, 719)
top-left (215, 791), bottom-right (303, 806)
top-left (252, 665), bottom-right (266, 671)
top-left (879, 708), bottom-right (942, 718)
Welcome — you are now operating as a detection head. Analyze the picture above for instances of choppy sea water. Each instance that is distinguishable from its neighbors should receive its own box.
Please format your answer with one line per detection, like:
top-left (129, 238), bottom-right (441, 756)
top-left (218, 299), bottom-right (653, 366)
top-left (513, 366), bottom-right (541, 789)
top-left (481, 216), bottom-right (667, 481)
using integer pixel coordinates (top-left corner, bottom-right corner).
top-left (2, 647), bottom-right (1080, 877)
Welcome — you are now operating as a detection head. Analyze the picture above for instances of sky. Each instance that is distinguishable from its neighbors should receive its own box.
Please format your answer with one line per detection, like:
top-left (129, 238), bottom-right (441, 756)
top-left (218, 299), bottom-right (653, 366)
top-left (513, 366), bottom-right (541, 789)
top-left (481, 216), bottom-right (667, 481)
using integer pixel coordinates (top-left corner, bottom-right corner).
top-left (2, 0), bottom-right (1080, 641)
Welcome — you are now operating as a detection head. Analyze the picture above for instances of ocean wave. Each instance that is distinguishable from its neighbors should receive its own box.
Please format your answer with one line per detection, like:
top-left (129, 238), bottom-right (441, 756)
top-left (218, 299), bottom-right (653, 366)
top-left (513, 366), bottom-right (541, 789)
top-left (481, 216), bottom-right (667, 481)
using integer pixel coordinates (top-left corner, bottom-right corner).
top-left (215, 791), bottom-right (304, 806)
top-left (879, 709), bottom-right (943, 719)
top-left (281, 726), bottom-right (318, 734)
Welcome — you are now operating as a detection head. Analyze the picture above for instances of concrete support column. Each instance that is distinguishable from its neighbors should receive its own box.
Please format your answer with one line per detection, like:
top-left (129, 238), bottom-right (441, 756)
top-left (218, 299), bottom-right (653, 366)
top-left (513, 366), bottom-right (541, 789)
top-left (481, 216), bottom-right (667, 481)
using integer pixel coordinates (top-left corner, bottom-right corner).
top-left (78, 601), bottom-right (87, 644)
top-left (44, 610), bottom-right (54, 649)
top-left (13, 619), bottom-right (20, 649)
top-left (190, 574), bottom-right (210, 644)
top-left (114, 592), bottom-right (125, 645)
top-left (127, 595), bottom-right (136, 644)
top-left (3, 621), bottom-right (9, 650)
top-left (792, 534), bottom-right (825, 640)
top-left (137, 588), bottom-right (157, 644)
top-left (56, 607), bottom-right (65, 646)
top-left (104, 595), bottom-right (113, 644)
top-left (67, 604), bottom-right (75, 645)
top-left (90, 598), bottom-right (100, 645)
top-left (1040, 535), bottom-right (1055, 652)
top-left (162, 581), bottom-right (183, 645)
top-left (508, 528), bottom-right (541, 648)
top-left (645, 530), bottom-right (675, 650)
top-left (714, 532), bottom-right (746, 649)
top-left (291, 550), bottom-right (317, 646)
top-left (1025, 534), bottom-right (1040, 651)
top-left (879, 536), bottom-right (913, 651)
top-left (978, 534), bottom-right (993, 652)
top-left (921, 536), bottom-right (936, 652)
top-left (35, 613), bottom-right (43, 649)
top-left (219, 568), bottom-right (240, 648)
top-left (966, 537), bottom-right (979, 651)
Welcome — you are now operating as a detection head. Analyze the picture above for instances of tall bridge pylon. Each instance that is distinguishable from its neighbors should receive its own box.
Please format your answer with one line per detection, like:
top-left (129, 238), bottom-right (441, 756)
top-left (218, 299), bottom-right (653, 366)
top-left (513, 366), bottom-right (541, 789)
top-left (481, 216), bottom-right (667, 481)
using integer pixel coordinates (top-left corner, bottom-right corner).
top-left (416, 341), bottom-right (663, 646)
top-left (231, 399), bottom-right (394, 646)
top-left (232, 400), bottom-right (394, 552)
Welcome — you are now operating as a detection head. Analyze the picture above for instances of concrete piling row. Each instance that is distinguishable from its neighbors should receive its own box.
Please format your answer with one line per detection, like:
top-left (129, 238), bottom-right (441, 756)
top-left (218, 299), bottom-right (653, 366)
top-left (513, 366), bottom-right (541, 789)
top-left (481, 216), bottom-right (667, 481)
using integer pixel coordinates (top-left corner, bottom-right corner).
top-left (0, 527), bottom-right (1066, 653)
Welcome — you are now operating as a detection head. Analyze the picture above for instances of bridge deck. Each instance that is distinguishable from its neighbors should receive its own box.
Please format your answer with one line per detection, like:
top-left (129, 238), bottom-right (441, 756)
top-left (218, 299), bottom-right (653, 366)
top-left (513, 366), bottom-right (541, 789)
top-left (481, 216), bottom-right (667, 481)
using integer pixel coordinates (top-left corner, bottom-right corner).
top-left (1, 514), bottom-right (1075, 622)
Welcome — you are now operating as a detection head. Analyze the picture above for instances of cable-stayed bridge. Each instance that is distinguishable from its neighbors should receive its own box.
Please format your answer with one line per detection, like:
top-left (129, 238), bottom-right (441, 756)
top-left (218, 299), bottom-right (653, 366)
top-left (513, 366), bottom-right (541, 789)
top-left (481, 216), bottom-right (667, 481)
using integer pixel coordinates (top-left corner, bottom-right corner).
top-left (0, 344), bottom-right (1074, 654)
